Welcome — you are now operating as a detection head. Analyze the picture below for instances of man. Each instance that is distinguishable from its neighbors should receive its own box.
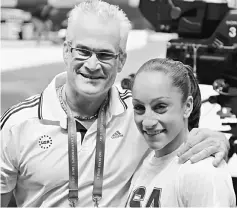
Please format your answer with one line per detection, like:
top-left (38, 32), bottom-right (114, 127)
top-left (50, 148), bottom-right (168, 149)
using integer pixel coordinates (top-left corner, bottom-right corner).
top-left (1, 0), bottom-right (230, 207)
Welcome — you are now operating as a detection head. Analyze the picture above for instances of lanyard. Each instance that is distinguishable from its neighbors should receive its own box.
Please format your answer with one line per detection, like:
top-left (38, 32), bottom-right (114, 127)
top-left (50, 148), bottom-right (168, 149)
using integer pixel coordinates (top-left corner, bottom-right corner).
top-left (66, 91), bottom-right (108, 207)
top-left (92, 96), bottom-right (108, 207)
top-left (67, 104), bottom-right (79, 207)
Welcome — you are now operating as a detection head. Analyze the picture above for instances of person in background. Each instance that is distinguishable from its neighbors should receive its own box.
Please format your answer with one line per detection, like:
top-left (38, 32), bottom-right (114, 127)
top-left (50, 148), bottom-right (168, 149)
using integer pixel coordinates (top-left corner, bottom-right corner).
top-left (1, 1), bottom-right (230, 207)
top-left (31, 4), bottom-right (55, 44)
top-left (126, 58), bottom-right (236, 207)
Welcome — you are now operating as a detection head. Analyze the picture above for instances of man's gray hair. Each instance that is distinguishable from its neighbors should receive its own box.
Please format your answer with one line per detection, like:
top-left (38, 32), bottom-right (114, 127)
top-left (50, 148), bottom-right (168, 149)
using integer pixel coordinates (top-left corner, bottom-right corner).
top-left (66, 0), bottom-right (132, 52)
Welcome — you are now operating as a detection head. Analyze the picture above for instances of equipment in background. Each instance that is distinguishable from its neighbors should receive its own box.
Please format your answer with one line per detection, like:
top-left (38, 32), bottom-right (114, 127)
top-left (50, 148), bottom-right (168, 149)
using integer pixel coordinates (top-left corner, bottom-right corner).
top-left (121, 1), bottom-right (237, 172)
top-left (138, 0), bottom-right (237, 137)
top-left (139, 0), bottom-right (237, 86)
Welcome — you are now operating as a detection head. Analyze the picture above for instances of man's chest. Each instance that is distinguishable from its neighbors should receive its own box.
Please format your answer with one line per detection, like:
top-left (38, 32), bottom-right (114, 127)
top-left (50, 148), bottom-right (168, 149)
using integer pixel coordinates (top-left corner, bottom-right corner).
top-left (17, 119), bottom-right (147, 190)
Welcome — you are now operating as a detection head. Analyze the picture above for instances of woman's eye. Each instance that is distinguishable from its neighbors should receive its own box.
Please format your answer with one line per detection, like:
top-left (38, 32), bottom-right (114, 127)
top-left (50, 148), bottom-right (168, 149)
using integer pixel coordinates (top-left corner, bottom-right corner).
top-left (133, 105), bottom-right (145, 113)
top-left (154, 104), bottom-right (167, 113)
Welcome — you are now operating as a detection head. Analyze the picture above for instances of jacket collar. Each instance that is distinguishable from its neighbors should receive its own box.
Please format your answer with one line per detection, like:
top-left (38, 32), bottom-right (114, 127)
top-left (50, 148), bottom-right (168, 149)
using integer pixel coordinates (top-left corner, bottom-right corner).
top-left (39, 72), bottom-right (130, 129)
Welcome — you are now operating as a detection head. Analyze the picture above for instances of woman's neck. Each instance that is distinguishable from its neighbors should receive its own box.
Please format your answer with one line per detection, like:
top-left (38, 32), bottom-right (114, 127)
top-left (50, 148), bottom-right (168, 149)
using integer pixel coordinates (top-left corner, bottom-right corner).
top-left (64, 85), bottom-right (109, 118)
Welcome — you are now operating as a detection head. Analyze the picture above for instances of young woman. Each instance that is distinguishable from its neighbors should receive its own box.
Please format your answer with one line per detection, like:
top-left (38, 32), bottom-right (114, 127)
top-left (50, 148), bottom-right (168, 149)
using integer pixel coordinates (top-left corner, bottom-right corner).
top-left (126, 58), bottom-right (236, 207)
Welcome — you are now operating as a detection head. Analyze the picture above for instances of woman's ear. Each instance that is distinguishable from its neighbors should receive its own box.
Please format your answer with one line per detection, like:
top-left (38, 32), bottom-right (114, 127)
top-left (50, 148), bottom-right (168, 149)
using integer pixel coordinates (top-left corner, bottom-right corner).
top-left (117, 52), bottom-right (127, 73)
top-left (184, 96), bottom-right (193, 118)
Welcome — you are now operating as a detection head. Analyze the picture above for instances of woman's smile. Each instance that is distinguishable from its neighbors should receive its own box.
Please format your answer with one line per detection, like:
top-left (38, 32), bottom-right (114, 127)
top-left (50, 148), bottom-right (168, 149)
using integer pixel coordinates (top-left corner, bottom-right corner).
top-left (144, 129), bottom-right (166, 136)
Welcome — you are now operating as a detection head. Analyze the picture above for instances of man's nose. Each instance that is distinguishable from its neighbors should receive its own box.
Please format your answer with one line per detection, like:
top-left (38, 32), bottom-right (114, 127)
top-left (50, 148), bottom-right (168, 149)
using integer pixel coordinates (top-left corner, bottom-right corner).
top-left (84, 53), bottom-right (101, 71)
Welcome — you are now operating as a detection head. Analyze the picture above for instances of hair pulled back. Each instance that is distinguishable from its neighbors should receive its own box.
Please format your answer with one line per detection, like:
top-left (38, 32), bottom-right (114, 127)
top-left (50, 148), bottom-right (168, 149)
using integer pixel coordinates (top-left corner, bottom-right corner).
top-left (133, 58), bottom-right (201, 130)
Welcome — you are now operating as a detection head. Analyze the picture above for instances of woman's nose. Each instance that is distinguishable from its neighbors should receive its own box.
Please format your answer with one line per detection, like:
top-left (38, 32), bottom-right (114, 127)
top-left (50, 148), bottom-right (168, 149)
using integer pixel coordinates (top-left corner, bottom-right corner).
top-left (142, 118), bottom-right (158, 129)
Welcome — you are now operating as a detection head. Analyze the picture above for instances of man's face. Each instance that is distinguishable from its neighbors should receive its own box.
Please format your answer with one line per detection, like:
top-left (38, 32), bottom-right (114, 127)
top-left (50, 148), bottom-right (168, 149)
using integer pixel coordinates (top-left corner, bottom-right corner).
top-left (64, 14), bottom-right (125, 97)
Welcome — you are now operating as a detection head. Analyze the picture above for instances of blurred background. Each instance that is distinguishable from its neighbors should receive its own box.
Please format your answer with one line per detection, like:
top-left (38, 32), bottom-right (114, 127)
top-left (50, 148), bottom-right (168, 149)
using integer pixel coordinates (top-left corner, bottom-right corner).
top-left (1, 0), bottom-right (237, 206)
top-left (1, 0), bottom-right (156, 113)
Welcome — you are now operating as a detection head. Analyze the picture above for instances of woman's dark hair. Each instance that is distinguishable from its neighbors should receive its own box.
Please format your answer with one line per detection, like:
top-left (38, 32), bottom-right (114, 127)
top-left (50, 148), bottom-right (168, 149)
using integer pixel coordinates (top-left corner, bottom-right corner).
top-left (133, 58), bottom-right (201, 131)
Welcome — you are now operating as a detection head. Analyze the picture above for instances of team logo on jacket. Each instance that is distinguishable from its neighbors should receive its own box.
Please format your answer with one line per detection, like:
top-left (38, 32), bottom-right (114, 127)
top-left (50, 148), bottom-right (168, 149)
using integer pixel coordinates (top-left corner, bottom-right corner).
top-left (38, 135), bottom-right (52, 149)
top-left (111, 131), bottom-right (123, 139)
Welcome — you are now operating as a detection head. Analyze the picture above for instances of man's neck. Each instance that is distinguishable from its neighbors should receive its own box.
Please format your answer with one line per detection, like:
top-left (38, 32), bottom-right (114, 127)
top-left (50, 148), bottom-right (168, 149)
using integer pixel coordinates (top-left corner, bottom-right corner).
top-left (63, 85), bottom-right (109, 118)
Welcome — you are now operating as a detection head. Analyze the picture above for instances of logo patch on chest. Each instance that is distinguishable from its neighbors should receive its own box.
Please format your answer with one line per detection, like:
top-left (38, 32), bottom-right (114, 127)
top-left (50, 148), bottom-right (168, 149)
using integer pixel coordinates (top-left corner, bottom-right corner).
top-left (38, 135), bottom-right (52, 149)
top-left (111, 130), bottom-right (123, 139)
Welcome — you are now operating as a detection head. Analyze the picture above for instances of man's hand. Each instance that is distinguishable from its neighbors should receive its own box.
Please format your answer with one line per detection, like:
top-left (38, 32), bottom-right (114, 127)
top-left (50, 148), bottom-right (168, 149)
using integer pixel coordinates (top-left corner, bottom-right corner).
top-left (177, 128), bottom-right (230, 167)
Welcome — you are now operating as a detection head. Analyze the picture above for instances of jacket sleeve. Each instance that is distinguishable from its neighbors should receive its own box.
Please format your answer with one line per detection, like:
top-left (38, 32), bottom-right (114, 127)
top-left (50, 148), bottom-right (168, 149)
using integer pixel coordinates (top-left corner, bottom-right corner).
top-left (177, 157), bottom-right (236, 207)
top-left (1, 124), bottom-right (19, 193)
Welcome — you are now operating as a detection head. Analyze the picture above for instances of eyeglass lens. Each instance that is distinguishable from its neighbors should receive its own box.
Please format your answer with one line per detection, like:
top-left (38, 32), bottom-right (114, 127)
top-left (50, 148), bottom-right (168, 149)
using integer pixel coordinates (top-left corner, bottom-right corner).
top-left (74, 48), bottom-right (117, 61)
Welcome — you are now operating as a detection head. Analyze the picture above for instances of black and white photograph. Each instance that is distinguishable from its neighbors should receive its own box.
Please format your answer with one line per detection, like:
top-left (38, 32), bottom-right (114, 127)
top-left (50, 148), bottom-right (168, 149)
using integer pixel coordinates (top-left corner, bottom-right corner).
top-left (1, 0), bottom-right (237, 207)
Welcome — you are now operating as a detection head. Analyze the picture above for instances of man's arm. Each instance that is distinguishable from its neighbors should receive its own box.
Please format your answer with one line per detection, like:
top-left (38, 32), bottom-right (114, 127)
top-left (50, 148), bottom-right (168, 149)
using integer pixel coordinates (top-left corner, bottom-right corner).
top-left (1, 126), bottom-right (18, 206)
top-left (1, 192), bottom-right (13, 207)
top-left (177, 128), bottom-right (229, 166)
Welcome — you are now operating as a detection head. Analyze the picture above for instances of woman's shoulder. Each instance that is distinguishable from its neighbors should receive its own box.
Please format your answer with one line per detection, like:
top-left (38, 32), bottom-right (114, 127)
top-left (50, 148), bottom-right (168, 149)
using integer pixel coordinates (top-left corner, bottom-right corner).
top-left (176, 156), bottom-right (232, 185)
top-left (184, 156), bottom-right (226, 168)
top-left (179, 156), bottom-right (228, 177)
top-left (176, 158), bottom-right (236, 206)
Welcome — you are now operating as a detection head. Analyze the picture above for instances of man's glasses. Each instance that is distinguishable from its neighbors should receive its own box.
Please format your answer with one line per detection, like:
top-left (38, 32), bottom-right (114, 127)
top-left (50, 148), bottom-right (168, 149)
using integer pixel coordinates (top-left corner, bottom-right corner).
top-left (68, 43), bottom-right (120, 63)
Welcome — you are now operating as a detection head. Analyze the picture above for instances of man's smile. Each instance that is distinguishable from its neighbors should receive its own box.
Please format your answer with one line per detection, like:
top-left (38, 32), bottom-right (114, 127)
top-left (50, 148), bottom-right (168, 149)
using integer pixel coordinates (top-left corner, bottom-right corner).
top-left (79, 72), bottom-right (104, 80)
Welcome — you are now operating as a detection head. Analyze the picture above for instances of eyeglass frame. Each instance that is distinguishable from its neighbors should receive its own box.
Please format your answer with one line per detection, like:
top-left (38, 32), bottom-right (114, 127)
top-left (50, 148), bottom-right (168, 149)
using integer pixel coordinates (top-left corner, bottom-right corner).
top-left (67, 41), bottom-right (120, 63)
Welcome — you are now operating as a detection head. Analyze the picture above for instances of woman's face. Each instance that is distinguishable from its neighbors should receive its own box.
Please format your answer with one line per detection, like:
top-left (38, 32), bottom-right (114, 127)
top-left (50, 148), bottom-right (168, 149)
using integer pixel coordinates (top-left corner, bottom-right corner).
top-left (132, 70), bottom-right (192, 156)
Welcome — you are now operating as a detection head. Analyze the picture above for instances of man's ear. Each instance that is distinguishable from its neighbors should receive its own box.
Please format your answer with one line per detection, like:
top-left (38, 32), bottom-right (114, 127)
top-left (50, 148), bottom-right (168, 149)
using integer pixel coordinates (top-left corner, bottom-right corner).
top-left (63, 41), bottom-right (70, 65)
top-left (184, 96), bottom-right (193, 118)
top-left (117, 52), bottom-right (127, 73)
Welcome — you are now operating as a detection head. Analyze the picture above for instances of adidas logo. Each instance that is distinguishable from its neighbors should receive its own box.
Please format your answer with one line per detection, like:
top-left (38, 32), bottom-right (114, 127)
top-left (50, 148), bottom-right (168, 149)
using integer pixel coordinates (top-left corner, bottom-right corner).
top-left (111, 131), bottom-right (123, 139)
